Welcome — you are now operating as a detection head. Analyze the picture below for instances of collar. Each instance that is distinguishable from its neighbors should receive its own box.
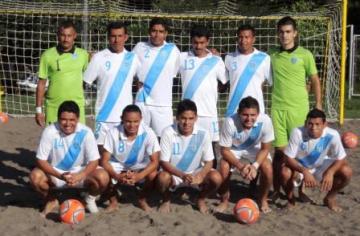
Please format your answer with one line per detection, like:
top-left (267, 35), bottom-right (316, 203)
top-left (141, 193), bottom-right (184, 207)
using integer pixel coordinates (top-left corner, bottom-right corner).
top-left (108, 47), bottom-right (127, 54)
top-left (189, 49), bottom-right (212, 58)
top-left (56, 44), bottom-right (76, 55)
top-left (118, 122), bottom-right (145, 140)
top-left (147, 40), bottom-right (167, 48)
top-left (279, 44), bottom-right (298, 53)
top-left (237, 47), bottom-right (257, 55)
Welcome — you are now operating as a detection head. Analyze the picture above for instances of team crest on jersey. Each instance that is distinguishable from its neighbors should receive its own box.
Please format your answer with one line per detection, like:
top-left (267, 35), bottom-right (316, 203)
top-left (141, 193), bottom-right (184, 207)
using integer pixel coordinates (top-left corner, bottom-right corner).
top-left (232, 132), bottom-right (244, 145)
top-left (290, 57), bottom-right (298, 64)
top-left (231, 61), bottom-right (237, 71)
top-left (300, 142), bottom-right (307, 151)
top-left (72, 53), bottom-right (78, 59)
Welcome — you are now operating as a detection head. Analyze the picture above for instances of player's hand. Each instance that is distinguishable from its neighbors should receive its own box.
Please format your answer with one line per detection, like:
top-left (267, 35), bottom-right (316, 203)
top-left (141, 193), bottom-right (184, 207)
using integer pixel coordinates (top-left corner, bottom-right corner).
top-left (66, 172), bottom-right (85, 186)
top-left (116, 172), bottom-right (129, 184)
top-left (182, 174), bottom-right (193, 184)
top-left (126, 172), bottom-right (141, 186)
top-left (302, 170), bottom-right (318, 188)
top-left (35, 113), bottom-right (45, 127)
top-left (245, 164), bottom-right (258, 181)
top-left (320, 171), bottom-right (334, 192)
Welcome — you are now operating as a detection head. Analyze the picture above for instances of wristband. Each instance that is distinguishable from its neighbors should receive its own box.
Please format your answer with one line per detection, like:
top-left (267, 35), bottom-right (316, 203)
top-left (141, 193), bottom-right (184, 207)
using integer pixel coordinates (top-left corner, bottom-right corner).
top-left (252, 162), bottom-right (260, 170)
top-left (35, 106), bottom-right (42, 114)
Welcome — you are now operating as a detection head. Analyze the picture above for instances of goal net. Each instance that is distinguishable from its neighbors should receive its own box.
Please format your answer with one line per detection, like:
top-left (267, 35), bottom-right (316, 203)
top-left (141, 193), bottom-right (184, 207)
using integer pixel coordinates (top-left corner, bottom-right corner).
top-left (0, 0), bottom-right (342, 120)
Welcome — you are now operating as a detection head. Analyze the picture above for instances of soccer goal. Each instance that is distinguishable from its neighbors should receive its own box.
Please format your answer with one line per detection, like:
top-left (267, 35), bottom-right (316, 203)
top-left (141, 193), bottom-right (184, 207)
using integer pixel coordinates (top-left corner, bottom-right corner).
top-left (0, 0), bottom-right (342, 120)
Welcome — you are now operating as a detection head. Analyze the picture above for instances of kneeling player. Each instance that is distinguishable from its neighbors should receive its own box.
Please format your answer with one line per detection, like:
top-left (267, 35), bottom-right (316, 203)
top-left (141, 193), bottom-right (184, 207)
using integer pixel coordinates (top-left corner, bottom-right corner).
top-left (216, 96), bottom-right (274, 213)
top-left (156, 99), bottom-right (222, 214)
top-left (281, 108), bottom-right (352, 212)
top-left (101, 105), bottom-right (160, 212)
top-left (30, 101), bottom-right (109, 216)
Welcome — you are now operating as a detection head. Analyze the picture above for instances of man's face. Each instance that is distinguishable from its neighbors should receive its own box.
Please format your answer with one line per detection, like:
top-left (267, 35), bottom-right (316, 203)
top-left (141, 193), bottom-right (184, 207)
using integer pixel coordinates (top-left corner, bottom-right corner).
top-left (109, 28), bottom-right (128, 53)
top-left (58, 27), bottom-right (77, 51)
top-left (59, 111), bottom-right (78, 135)
top-left (237, 30), bottom-right (255, 54)
top-left (149, 24), bottom-right (167, 46)
top-left (305, 117), bottom-right (326, 139)
top-left (238, 107), bottom-right (259, 129)
top-left (278, 24), bottom-right (297, 48)
top-left (177, 110), bottom-right (197, 136)
top-left (192, 36), bottom-right (209, 56)
top-left (122, 111), bottom-right (141, 137)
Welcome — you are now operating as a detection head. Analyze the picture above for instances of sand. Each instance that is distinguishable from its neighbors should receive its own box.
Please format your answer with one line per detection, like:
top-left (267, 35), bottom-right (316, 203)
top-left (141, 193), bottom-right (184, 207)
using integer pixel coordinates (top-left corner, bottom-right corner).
top-left (0, 117), bottom-right (359, 236)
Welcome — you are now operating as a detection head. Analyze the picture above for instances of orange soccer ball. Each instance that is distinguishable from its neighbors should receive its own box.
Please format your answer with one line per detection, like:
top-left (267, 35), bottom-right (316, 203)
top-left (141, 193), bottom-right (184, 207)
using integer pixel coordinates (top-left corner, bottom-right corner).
top-left (341, 131), bottom-right (358, 149)
top-left (233, 198), bottom-right (260, 224)
top-left (59, 199), bottom-right (85, 224)
top-left (0, 112), bottom-right (8, 123)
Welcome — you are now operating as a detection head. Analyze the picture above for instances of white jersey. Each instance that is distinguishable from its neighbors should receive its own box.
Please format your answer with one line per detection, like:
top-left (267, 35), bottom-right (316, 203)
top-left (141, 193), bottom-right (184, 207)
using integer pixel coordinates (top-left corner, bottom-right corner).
top-left (225, 49), bottom-right (271, 116)
top-left (84, 49), bottom-right (140, 122)
top-left (160, 124), bottom-right (214, 173)
top-left (284, 126), bottom-right (346, 169)
top-left (179, 51), bottom-right (226, 117)
top-left (133, 41), bottom-right (180, 107)
top-left (36, 123), bottom-right (100, 172)
top-left (220, 113), bottom-right (274, 154)
top-left (103, 122), bottom-right (160, 171)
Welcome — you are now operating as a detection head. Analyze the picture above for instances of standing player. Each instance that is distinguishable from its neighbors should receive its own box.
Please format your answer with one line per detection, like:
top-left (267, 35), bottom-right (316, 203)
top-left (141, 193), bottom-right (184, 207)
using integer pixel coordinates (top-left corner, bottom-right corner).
top-left (101, 105), bottom-right (160, 212)
top-left (133, 17), bottom-right (180, 138)
top-left (156, 99), bottom-right (222, 214)
top-left (271, 16), bottom-right (322, 197)
top-left (216, 97), bottom-right (274, 213)
top-left (36, 21), bottom-right (89, 126)
top-left (225, 25), bottom-right (271, 116)
top-left (84, 22), bottom-right (140, 151)
top-left (179, 25), bottom-right (226, 166)
top-left (29, 101), bottom-right (109, 216)
top-left (281, 109), bottom-right (352, 212)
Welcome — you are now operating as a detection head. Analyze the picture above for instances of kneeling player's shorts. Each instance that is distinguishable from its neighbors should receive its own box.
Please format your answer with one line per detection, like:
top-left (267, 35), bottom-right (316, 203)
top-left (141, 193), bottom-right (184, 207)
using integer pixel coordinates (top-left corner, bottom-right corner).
top-left (197, 116), bottom-right (219, 142)
top-left (271, 108), bottom-right (308, 147)
top-left (294, 158), bottom-right (335, 187)
top-left (50, 166), bottom-right (85, 188)
top-left (135, 103), bottom-right (173, 137)
top-left (229, 149), bottom-right (271, 172)
top-left (109, 161), bottom-right (147, 185)
top-left (169, 168), bottom-right (217, 191)
top-left (94, 122), bottom-right (119, 145)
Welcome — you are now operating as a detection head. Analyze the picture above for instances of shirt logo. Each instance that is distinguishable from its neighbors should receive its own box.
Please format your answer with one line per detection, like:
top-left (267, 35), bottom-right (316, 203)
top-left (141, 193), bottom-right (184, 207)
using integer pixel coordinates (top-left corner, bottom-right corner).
top-left (300, 142), bottom-right (307, 151)
top-left (290, 57), bottom-right (298, 64)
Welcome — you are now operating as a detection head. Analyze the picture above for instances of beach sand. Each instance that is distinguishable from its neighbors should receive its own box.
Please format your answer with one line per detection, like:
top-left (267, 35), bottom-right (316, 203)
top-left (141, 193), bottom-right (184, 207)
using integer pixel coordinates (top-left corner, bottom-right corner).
top-left (0, 118), bottom-right (359, 236)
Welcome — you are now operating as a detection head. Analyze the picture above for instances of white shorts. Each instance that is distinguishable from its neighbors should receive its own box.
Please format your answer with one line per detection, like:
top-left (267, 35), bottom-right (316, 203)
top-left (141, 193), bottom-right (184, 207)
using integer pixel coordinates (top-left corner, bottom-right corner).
top-left (295, 158), bottom-right (336, 186)
top-left (94, 121), bottom-right (120, 145)
top-left (197, 116), bottom-right (219, 142)
top-left (109, 161), bottom-right (146, 185)
top-left (229, 149), bottom-right (271, 172)
top-left (50, 167), bottom-right (85, 188)
top-left (169, 168), bottom-right (206, 192)
top-left (135, 103), bottom-right (173, 137)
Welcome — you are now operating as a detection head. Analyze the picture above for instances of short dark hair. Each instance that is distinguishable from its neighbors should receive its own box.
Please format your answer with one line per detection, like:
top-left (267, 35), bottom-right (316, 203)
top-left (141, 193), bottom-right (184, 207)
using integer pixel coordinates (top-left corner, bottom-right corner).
top-left (306, 108), bottom-right (326, 123)
top-left (238, 96), bottom-right (260, 113)
top-left (176, 99), bottom-right (197, 117)
top-left (107, 21), bottom-right (128, 35)
top-left (58, 20), bottom-right (77, 34)
top-left (57, 101), bottom-right (80, 119)
top-left (190, 25), bottom-right (210, 39)
top-left (277, 16), bottom-right (297, 31)
top-left (149, 17), bottom-right (169, 31)
top-left (121, 104), bottom-right (142, 118)
top-left (237, 24), bottom-right (256, 36)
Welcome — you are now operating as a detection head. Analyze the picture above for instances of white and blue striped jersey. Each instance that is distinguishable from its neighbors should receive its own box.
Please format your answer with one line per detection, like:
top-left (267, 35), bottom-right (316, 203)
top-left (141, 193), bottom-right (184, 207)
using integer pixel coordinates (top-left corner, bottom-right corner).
top-left (160, 124), bottom-right (214, 173)
top-left (225, 49), bottom-right (271, 116)
top-left (220, 113), bottom-right (274, 155)
top-left (284, 126), bottom-right (346, 169)
top-left (103, 123), bottom-right (160, 171)
top-left (133, 41), bottom-right (180, 107)
top-left (84, 49), bottom-right (140, 122)
top-left (179, 51), bottom-right (226, 117)
top-left (36, 123), bottom-right (100, 172)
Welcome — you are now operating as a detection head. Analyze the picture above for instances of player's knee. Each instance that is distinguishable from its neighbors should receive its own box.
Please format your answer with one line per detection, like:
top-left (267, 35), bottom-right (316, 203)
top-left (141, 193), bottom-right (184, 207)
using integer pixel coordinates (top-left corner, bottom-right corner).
top-left (260, 160), bottom-right (273, 178)
top-left (280, 166), bottom-right (292, 182)
top-left (208, 170), bottom-right (222, 187)
top-left (219, 158), bottom-right (231, 177)
top-left (29, 168), bottom-right (45, 186)
top-left (94, 169), bottom-right (110, 189)
top-left (338, 164), bottom-right (352, 181)
top-left (156, 171), bottom-right (171, 186)
top-left (147, 170), bottom-right (158, 181)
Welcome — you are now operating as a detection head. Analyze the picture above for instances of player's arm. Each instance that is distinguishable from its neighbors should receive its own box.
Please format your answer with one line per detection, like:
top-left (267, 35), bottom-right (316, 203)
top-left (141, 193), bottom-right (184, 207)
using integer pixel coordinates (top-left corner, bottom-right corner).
top-left (310, 74), bottom-right (322, 110)
top-left (243, 142), bottom-right (271, 180)
top-left (131, 151), bottom-right (160, 184)
top-left (160, 160), bottom-right (188, 180)
top-left (321, 159), bottom-right (346, 192)
top-left (36, 159), bottom-right (63, 180)
top-left (220, 146), bottom-right (245, 172)
top-left (284, 155), bottom-right (317, 188)
top-left (35, 79), bottom-right (47, 127)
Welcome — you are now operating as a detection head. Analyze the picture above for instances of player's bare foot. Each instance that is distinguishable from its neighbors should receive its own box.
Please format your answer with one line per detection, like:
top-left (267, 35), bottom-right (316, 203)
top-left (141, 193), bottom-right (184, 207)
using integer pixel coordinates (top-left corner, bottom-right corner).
top-left (197, 198), bottom-right (209, 214)
top-left (138, 198), bottom-right (152, 212)
top-left (41, 198), bottom-right (59, 217)
top-left (214, 201), bottom-right (228, 213)
top-left (260, 201), bottom-right (272, 214)
top-left (324, 197), bottom-right (343, 213)
top-left (159, 201), bottom-right (171, 213)
top-left (105, 201), bottom-right (118, 213)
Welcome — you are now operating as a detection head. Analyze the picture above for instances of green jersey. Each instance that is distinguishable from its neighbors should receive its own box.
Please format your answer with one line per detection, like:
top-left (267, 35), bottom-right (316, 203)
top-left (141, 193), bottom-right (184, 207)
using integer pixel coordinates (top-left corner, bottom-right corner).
top-left (270, 46), bottom-right (317, 110)
top-left (38, 46), bottom-right (89, 108)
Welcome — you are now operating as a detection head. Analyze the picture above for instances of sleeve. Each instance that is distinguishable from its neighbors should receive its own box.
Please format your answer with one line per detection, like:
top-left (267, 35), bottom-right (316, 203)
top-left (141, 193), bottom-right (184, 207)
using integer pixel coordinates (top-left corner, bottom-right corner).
top-left (201, 131), bottom-right (215, 162)
top-left (103, 129), bottom-right (115, 154)
top-left (160, 128), bottom-right (173, 162)
top-left (304, 49), bottom-right (318, 77)
top-left (83, 53), bottom-right (99, 85)
top-left (173, 46), bottom-right (181, 78)
top-left (328, 132), bottom-right (347, 160)
top-left (145, 129), bottom-right (161, 155)
top-left (261, 116), bottom-right (275, 143)
top-left (219, 117), bottom-right (234, 147)
top-left (216, 57), bottom-right (227, 85)
top-left (283, 128), bottom-right (301, 159)
top-left (84, 129), bottom-right (100, 162)
top-left (38, 51), bottom-right (48, 80)
top-left (36, 127), bottom-right (53, 160)
top-left (264, 55), bottom-right (272, 86)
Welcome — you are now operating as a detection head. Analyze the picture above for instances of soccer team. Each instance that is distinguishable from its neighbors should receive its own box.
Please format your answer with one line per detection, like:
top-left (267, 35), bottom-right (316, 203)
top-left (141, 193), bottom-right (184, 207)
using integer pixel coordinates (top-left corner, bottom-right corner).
top-left (30, 16), bottom-right (352, 217)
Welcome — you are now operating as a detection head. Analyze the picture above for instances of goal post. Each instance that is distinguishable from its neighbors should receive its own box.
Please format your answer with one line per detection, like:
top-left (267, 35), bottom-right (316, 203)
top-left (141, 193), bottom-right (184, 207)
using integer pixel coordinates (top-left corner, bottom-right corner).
top-left (0, 1), bottom-right (343, 120)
